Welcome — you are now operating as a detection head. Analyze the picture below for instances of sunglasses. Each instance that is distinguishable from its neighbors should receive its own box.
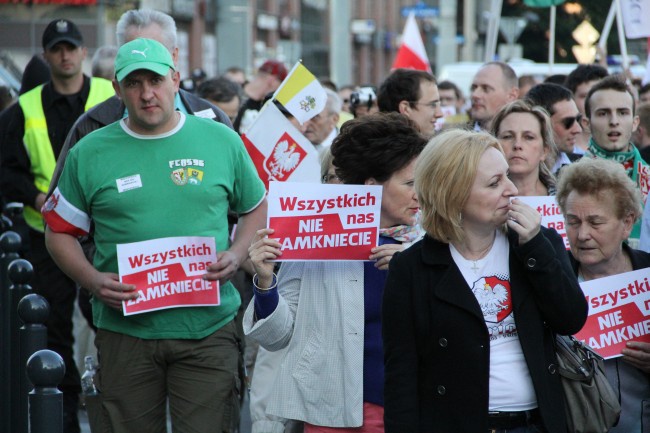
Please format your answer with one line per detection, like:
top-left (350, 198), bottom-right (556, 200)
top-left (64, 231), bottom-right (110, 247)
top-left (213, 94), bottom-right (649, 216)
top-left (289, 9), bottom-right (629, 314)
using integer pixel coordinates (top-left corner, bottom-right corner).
top-left (560, 114), bottom-right (583, 130)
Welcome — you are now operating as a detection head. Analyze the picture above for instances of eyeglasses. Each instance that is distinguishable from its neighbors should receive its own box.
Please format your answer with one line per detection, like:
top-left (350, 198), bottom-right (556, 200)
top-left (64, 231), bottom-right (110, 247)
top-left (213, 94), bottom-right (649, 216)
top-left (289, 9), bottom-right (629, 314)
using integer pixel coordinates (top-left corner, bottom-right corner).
top-left (560, 114), bottom-right (583, 130)
top-left (322, 173), bottom-right (340, 184)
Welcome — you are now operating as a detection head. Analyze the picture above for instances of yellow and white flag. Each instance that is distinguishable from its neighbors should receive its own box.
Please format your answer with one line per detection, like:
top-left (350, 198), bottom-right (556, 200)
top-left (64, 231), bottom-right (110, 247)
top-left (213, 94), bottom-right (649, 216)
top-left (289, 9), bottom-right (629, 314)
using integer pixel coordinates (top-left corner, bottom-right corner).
top-left (273, 61), bottom-right (327, 124)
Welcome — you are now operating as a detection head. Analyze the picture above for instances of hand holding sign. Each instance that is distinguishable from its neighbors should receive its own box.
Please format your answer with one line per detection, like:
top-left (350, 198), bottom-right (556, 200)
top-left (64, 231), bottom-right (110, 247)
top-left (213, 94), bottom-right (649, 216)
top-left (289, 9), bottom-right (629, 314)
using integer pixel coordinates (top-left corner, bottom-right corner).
top-left (204, 250), bottom-right (239, 285)
top-left (621, 341), bottom-right (650, 373)
top-left (90, 272), bottom-right (138, 310)
top-left (249, 228), bottom-right (283, 288)
top-left (370, 244), bottom-right (405, 270)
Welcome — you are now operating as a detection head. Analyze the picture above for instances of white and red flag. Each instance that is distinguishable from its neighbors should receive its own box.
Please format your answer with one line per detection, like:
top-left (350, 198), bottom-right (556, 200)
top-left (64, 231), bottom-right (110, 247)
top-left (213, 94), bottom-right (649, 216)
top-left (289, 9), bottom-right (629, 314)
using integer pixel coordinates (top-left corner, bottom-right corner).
top-left (241, 102), bottom-right (321, 189)
top-left (391, 12), bottom-right (432, 72)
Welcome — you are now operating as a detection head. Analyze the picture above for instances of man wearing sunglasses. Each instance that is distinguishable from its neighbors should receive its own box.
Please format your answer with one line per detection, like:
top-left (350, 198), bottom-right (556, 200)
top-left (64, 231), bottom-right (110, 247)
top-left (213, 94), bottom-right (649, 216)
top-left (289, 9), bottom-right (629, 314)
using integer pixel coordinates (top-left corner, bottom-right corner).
top-left (526, 83), bottom-right (583, 174)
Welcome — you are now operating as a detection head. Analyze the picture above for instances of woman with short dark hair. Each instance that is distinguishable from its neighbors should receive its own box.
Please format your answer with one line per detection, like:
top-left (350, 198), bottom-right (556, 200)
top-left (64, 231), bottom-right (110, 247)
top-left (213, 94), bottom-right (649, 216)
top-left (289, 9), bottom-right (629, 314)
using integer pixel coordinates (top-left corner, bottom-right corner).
top-left (245, 112), bottom-right (426, 432)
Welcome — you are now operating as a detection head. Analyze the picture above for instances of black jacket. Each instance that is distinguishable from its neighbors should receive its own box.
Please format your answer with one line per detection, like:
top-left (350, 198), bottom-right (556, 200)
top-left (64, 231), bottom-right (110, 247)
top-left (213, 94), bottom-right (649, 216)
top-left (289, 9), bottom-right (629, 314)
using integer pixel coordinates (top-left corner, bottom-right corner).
top-left (48, 89), bottom-right (233, 196)
top-left (382, 227), bottom-right (588, 433)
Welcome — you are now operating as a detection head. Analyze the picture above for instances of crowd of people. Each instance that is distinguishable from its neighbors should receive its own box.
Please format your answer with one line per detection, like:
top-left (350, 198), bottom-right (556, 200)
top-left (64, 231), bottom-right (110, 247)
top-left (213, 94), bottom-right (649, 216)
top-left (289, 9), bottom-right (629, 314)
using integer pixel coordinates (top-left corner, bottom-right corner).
top-left (0, 6), bottom-right (649, 433)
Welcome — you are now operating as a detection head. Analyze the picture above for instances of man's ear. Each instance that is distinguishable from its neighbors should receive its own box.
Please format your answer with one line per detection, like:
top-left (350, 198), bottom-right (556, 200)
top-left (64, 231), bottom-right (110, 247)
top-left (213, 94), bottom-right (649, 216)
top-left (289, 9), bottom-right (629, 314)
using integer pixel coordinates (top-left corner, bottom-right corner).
top-left (508, 87), bottom-right (519, 101)
top-left (632, 114), bottom-right (640, 133)
top-left (398, 100), bottom-right (411, 115)
top-left (112, 80), bottom-right (121, 99)
top-left (172, 70), bottom-right (181, 92)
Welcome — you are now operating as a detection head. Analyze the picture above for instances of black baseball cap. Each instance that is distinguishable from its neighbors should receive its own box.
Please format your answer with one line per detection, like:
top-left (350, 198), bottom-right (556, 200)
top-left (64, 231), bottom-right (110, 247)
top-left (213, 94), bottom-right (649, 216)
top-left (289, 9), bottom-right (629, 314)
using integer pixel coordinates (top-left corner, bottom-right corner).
top-left (42, 19), bottom-right (83, 50)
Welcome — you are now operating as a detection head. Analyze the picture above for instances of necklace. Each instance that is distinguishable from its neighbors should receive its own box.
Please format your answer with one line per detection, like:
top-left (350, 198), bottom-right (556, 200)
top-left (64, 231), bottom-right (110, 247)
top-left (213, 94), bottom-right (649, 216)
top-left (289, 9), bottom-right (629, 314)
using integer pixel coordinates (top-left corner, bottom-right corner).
top-left (452, 241), bottom-right (493, 274)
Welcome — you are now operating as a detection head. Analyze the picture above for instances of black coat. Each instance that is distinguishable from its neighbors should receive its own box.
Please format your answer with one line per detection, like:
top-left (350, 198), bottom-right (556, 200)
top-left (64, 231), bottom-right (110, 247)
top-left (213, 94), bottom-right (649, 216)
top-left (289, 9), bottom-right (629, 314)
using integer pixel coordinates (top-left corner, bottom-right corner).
top-left (382, 227), bottom-right (588, 433)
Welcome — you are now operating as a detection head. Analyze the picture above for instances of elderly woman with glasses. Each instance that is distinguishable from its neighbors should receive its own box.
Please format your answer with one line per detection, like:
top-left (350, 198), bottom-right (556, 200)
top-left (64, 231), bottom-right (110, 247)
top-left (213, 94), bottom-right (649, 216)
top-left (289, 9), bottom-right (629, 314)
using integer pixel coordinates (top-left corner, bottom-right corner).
top-left (382, 129), bottom-right (587, 433)
top-left (491, 100), bottom-right (558, 196)
top-left (556, 157), bottom-right (650, 432)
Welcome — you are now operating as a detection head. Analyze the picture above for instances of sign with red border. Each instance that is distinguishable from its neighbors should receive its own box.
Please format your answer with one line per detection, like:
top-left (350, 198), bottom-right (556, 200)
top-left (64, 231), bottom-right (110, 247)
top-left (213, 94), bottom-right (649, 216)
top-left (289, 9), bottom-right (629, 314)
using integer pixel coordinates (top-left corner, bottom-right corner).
top-left (267, 181), bottom-right (382, 260)
top-left (117, 236), bottom-right (219, 316)
top-left (575, 268), bottom-right (650, 359)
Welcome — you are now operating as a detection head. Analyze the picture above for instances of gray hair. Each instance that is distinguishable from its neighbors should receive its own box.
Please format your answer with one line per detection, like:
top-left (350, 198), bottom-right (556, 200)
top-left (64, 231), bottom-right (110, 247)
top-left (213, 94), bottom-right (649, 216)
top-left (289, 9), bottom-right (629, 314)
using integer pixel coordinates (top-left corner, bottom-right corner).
top-left (91, 46), bottom-right (118, 80)
top-left (116, 9), bottom-right (177, 51)
top-left (325, 88), bottom-right (342, 114)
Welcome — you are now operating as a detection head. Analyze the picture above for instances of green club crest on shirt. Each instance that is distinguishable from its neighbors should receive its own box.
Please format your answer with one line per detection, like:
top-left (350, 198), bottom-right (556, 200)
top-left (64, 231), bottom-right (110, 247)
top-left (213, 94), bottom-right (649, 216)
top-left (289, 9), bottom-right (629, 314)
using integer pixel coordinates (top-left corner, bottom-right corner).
top-left (170, 167), bottom-right (204, 186)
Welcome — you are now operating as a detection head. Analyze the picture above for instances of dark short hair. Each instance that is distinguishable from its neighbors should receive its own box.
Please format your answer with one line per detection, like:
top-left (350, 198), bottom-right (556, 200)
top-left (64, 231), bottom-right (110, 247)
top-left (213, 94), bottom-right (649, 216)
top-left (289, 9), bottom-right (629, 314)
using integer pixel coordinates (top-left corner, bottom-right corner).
top-left (437, 80), bottom-right (462, 100)
top-left (525, 83), bottom-right (573, 115)
top-left (585, 75), bottom-right (635, 118)
top-left (331, 112), bottom-right (426, 184)
top-left (564, 64), bottom-right (608, 94)
top-left (377, 69), bottom-right (436, 113)
top-left (197, 77), bottom-right (241, 103)
top-left (544, 74), bottom-right (567, 86)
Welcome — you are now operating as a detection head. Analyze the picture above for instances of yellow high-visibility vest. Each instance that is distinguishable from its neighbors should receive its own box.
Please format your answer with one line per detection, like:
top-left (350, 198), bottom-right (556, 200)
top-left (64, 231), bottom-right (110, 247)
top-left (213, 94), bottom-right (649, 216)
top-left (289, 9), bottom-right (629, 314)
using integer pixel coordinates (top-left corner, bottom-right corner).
top-left (19, 77), bottom-right (114, 232)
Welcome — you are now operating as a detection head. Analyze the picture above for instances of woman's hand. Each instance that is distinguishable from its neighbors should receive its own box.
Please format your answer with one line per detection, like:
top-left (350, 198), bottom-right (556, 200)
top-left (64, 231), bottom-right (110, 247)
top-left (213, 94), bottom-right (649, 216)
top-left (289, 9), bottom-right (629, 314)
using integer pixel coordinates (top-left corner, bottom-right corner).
top-left (506, 198), bottom-right (541, 244)
top-left (370, 244), bottom-right (404, 270)
top-left (248, 228), bottom-right (282, 288)
top-left (621, 341), bottom-right (650, 373)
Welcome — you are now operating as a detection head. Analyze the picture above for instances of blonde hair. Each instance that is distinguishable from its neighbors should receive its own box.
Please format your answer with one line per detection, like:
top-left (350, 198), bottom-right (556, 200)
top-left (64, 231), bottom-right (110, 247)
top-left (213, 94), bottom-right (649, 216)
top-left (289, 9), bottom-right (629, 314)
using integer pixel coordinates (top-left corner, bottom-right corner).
top-left (556, 158), bottom-right (642, 221)
top-left (490, 99), bottom-right (558, 191)
top-left (415, 129), bottom-right (504, 243)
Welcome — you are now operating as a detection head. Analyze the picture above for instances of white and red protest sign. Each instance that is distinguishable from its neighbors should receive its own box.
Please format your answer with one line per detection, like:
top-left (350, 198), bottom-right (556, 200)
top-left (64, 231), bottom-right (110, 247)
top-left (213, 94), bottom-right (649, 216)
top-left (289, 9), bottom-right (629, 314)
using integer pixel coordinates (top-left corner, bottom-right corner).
top-left (117, 236), bottom-right (219, 316)
top-left (267, 181), bottom-right (382, 260)
top-left (241, 102), bottom-right (320, 189)
top-left (574, 268), bottom-right (650, 359)
top-left (516, 196), bottom-right (568, 249)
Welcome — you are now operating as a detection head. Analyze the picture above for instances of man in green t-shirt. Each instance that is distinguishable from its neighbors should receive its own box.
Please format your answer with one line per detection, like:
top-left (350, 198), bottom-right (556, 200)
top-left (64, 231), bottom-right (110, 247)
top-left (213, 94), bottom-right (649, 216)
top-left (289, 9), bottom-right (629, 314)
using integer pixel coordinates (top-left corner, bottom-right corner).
top-left (43, 38), bottom-right (266, 433)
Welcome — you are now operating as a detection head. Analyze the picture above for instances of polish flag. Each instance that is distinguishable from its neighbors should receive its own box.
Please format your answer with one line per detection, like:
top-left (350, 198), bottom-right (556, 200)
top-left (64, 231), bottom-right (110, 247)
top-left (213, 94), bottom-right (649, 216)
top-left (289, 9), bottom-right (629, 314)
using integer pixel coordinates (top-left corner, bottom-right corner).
top-left (392, 12), bottom-right (432, 73)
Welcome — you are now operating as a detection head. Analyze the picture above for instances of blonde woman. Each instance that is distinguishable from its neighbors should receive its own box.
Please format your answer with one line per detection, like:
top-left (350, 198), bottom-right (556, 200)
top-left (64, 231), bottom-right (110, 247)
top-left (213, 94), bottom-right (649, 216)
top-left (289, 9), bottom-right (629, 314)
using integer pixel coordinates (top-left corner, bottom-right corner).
top-left (382, 129), bottom-right (587, 433)
top-left (491, 100), bottom-right (558, 196)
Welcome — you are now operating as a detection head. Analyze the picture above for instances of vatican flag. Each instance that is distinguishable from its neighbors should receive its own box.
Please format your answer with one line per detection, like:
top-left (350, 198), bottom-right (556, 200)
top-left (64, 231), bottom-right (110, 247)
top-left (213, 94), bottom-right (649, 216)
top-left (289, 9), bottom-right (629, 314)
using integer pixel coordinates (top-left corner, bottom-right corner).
top-left (273, 61), bottom-right (327, 125)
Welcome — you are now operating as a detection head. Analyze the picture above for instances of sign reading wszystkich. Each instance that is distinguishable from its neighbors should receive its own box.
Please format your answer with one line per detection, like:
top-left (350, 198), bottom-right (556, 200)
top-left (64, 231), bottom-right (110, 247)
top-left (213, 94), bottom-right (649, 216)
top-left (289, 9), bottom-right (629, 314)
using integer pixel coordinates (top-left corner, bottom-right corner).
top-left (117, 236), bottom-right (219, 316)
top-left (575, 267), bottom-right (650, 359)
top-left (267, 181), bottom-right (382, 260)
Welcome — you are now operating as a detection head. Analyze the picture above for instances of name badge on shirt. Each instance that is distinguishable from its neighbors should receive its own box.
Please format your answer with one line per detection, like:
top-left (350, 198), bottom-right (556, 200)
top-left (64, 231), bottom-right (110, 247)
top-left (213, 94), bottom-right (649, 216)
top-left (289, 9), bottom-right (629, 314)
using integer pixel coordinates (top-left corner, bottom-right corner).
top-left (116, 174), bottom-right (142, 193)
top-left (194, 108), bottom-right (216, 119)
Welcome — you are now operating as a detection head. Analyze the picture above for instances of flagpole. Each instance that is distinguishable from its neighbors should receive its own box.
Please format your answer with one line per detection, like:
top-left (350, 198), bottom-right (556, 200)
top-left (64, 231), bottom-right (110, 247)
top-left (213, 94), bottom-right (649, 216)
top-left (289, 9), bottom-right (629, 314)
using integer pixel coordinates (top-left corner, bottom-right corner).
top-left (485, 0), bottom-right (503, 62)
top-left (598, 1), bottom-right (616, 53)
top-left (548, 6), bottom-right (556, 75)
top-left (614, 0), bottom-right (629, 70)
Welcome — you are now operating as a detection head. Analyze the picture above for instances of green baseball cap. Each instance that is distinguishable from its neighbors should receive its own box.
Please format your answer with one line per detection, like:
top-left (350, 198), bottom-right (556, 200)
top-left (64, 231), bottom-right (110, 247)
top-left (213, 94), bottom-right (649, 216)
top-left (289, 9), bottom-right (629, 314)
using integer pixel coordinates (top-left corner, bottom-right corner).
top-left (115, 38), bottom-right (175, 82)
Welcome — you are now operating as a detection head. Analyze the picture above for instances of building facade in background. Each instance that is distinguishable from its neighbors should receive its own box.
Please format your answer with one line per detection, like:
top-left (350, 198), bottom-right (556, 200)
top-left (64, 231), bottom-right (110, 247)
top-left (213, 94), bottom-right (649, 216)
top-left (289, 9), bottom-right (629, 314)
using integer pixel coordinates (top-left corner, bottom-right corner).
top-left (0, 0), bottom-right (646, 93)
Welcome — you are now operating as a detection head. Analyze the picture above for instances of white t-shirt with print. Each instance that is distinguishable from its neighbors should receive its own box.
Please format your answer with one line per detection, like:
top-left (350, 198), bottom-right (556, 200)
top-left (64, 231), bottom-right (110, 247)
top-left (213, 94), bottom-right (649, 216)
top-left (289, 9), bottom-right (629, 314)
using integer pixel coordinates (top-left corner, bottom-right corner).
top-left (450, 230), bottom-right (537, 411)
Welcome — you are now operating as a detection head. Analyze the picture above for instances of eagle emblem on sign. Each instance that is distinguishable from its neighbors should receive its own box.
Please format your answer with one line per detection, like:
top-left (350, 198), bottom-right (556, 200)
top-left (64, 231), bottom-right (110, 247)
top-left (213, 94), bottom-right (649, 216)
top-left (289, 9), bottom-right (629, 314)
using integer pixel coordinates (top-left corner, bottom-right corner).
top-left (264, 132), bottom-right (307, 181)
